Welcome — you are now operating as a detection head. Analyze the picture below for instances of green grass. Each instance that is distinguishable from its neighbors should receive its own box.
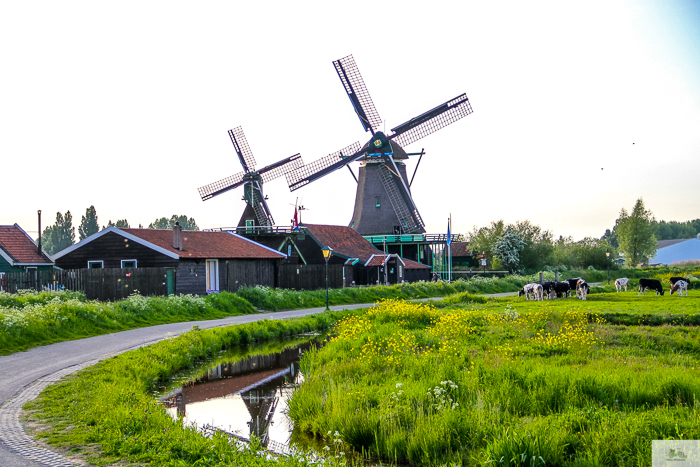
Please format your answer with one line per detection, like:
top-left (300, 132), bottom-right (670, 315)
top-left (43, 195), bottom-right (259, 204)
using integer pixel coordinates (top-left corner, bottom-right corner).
top-left (0, 290), bottom-right (257, 355)
top-left (237, 276), bottom-right (534, 311)
top-left (288, 293), bottom-right (700, 466)
top-left (25, 311), bottom-right (351, 467)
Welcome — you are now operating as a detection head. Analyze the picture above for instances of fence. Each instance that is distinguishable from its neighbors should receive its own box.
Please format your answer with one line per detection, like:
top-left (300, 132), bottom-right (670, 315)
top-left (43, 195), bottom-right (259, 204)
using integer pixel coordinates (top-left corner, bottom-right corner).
top-left (278, 264), bottom-right (348, 290)
top-left (0, 268), bottom-right (172, 301)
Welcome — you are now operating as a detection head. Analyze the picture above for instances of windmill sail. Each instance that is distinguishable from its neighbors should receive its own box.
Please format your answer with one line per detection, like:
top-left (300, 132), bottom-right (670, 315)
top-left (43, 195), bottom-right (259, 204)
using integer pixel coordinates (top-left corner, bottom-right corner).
top-left (198, 171), bottom-right (246, 201)
top-left (333, 55), bottom-right (382, 133)
top-left (389, 94), bottom-right (472, 148)
top-left (286, 142), bottom-right (362, 191)
top-left (228, 126), bottom-right (256, 172)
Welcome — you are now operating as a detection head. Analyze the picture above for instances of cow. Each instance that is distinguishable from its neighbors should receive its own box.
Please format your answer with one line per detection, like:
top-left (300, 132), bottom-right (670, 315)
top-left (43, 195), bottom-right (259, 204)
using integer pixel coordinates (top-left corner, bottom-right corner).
top-left (576, 280), bottom-right (590, 300)
top-left (670, 277), bottom-right (689, 287)
top-left (670, 280), bottom-right (688, 297)
top-left (519, 283), bottom-right (543, 301)
top-left (614, 277), bottom-right (629, 292)
top-left (638, 278), bottom-right (665, 296)
top-left (553, 281), bottom-right (571, 298)
top-left (542, 281), bottom-right (557, 299)
top-left (565, 278), bottom-right (583, 297)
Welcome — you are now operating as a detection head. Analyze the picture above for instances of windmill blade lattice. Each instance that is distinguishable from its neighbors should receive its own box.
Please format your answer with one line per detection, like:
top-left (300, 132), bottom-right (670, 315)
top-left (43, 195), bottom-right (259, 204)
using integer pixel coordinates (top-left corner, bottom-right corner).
top-left (259, 154), bottom-right (303, 184)
top-left (333, 55), bottom-right (382, 133)
top-left (228, 126), bottom-right (257, 172)
top-left (286, 142), bottom-right (362, 191)
top-left (389, 94), bottom-right (473, 148)
top-left (198, 171), bottom-right (246, 201)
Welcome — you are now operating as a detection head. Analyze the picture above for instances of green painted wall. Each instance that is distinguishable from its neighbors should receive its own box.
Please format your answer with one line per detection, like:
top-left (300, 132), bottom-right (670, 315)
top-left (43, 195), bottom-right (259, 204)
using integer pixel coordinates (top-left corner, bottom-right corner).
top-left (0, 257), bottom-right (54, 273)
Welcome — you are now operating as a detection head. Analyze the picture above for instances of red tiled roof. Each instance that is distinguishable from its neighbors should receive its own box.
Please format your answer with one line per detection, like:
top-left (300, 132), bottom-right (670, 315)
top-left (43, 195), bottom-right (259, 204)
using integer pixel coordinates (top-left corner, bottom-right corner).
top-left (0, 224), bottom-right (53, 264)
top-left (303, 224), bottom-right (387, 262)
top-left (303, 224), bottom-right (430, 269)
top-left (451, 241), bottom-right (471, 257)
top-left (122, 229), bottom-right (285, 259)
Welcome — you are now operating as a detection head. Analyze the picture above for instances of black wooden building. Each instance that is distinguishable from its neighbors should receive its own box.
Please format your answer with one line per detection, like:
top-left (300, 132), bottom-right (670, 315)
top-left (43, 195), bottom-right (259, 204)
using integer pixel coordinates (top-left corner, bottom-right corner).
top-left (52, 225), bottom-right (286, 294)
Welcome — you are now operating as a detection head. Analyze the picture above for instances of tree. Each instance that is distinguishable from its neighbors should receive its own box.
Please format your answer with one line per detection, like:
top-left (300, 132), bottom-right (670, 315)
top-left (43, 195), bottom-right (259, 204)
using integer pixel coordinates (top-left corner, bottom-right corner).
top-left (41, 211), bottom-right (75, 255)
top-left (492, 229), bottom-right (525, 273)
top-left (148, 215), bottom-right (199, 231)
top-left (104, 219), bottom-right (130, 229)
top-left (511, 220), bottom-right (554, 271)
top-left (467, 220), bottom-right (505, 264)
top-left (79, 206), bottom-right (100, 240)
top-left (616, 198), bottom-right (657, 266)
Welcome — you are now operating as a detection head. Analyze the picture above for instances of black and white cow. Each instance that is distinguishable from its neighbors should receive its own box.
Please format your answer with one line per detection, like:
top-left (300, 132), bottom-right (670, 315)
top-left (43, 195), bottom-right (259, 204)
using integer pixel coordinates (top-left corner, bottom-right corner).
top-left (671, 280), bottom-right (688, 297)
top-left (614, 277), bottom-right (629, 292)
top-left (519, 283), bottom-right (543, 301)
top-left (553, 281), bottom-right (571, 298)
top-left (565, 278), bottom-right (583, 297)
top-left (542, 281), bottom-right (557, 299)
top-left (576, 280), bottom-right (590, 300)
top-left (638, 279), bottom-right (665, 296)
top-left (670, 277), bottom-right (689, 287)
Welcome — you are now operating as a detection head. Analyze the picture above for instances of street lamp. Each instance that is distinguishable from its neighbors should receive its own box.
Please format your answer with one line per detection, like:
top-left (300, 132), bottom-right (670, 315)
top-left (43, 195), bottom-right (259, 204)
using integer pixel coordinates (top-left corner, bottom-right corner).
top-left (606, 249), bottom-right (610, 284)
top-left (321, 246), bottom-right (333, 311)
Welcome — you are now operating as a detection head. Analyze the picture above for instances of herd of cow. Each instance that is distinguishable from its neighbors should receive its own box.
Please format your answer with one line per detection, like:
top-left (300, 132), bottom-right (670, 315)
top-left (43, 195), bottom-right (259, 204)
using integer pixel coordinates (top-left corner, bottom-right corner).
top-left (518, 276), bottom-right (691, 301)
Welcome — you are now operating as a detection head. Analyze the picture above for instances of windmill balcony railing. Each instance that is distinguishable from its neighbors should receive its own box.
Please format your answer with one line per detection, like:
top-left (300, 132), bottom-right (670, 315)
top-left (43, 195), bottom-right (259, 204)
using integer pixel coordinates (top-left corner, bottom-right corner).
top-left (364, 233), bottom-right (458, 244)
top-left (204, 226), bottom-right (308, 235)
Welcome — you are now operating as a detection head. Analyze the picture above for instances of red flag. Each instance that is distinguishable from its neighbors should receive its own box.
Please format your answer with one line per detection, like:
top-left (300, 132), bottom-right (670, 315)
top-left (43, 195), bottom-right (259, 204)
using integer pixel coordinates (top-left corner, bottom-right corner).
top-left (293, 207), bottom-right (299, 231)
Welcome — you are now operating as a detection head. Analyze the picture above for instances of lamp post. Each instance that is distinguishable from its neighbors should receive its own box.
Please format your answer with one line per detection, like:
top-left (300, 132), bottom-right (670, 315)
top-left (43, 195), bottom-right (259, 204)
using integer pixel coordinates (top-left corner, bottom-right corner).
top-left (321, 246), bottom-right (333, 311)
top-left (606, 249), bottom-right (610, 284)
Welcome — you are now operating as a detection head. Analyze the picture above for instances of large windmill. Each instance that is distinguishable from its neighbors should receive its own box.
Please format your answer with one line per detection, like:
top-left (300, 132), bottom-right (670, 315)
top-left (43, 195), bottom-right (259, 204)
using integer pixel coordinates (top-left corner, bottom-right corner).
top-left (286, 54), bottom-right (473, 236)
top-left (198, 126), bottom-right (303, 228)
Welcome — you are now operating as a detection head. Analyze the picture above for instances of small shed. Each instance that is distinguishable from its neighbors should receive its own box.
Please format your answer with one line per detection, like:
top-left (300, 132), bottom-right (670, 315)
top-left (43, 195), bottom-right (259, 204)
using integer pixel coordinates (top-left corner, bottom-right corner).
top-left (52, 225), bottom-right (286, 294)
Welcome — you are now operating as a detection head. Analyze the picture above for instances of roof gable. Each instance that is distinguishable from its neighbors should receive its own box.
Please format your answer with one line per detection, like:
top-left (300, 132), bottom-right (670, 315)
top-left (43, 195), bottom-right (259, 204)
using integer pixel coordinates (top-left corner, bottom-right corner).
top-left (657, 238), bottom-right (694, 249)
top-left (52, 227), bottom-right (180, 260)
top-left (303, 224), bottom-right (386, 262)
top-left (0, 224), bottom-right (54, 265)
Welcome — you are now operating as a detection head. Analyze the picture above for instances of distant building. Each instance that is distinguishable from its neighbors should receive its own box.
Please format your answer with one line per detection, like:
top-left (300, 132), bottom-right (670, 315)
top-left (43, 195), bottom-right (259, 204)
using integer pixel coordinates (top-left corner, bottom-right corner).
top-left (0, 224), bottom-right (54, 275)
top-left (649, 238), bottom-right (700, 265)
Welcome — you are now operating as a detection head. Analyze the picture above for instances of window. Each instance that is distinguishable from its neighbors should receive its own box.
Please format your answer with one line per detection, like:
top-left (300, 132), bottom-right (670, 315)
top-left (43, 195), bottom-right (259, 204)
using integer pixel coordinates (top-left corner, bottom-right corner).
top-left (25, 267), bottom-right (37, 274)
top-left (375, 196), bottom-right (381, 208)
top-left (88, 261), bottom-right (104, 269)
top-left (245, 219), bottom-right (254, 234)
top-left (206, 259), bottom-right (219, 292)
top-left (121, 259), bottom-right (137, 269)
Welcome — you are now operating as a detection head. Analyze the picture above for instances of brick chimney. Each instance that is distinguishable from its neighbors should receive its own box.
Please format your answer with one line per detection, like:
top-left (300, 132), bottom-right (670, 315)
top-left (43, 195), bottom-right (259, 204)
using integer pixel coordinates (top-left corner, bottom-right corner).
top-left (173, 222), bottom-right (183, 250)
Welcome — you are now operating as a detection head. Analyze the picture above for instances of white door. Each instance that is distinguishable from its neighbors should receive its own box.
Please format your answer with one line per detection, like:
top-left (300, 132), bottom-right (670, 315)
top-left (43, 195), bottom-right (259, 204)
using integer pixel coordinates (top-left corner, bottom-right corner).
top-left (206, 259), bottom-right (219, 292)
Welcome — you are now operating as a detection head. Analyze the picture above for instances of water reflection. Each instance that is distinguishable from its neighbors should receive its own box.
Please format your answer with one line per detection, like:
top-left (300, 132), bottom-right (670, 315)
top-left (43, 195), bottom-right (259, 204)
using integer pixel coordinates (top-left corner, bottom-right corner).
top-left (161, 339), bottom-right (318, 450)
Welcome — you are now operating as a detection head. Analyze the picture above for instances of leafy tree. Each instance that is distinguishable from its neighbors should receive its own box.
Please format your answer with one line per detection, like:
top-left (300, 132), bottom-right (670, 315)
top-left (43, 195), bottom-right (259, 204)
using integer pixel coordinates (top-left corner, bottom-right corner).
top-left (79, 206), bottom-right (100, 240)
top-left (571, 237), bottom-right (611, 269)
top-left (41, 211), bottom-right (75, 255)
top-left (467, 220), bottom-right (505, 264)
top-left (616, 198), bottom-right (657, 266)
top-left (148, 215), bottom-right (199, 231)
top-left (492, 229), bottom-right (525, 273)
top-left (511, 220), bottom-right (554, 271)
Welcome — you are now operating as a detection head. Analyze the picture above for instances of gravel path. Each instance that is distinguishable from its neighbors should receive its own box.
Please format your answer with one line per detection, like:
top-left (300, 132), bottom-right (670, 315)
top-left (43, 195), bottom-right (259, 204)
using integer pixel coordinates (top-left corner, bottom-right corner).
top-left (0, 293), bottom-right (520, 466)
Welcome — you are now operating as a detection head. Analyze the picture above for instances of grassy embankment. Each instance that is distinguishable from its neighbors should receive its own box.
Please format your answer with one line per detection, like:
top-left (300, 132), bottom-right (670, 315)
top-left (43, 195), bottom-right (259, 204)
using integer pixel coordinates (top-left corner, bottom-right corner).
top-left (289, 293), bottom-right (700, 466)
top-left (0, 290), bottom-right (257, 356)
top-left (25, 311), bottom-right (350, 467)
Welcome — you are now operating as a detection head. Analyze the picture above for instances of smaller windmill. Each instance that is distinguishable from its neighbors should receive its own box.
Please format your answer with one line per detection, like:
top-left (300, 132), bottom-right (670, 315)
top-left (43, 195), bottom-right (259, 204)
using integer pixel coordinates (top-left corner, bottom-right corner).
top-left (198, 126), bottom-right (303, 228)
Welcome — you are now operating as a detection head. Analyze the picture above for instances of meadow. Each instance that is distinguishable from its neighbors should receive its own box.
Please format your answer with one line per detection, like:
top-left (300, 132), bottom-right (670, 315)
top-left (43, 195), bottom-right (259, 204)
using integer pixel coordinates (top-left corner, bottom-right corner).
top-left (289, 293), bottom-right (700, 466)
top-left (0, 290), bottom-right (257, 355)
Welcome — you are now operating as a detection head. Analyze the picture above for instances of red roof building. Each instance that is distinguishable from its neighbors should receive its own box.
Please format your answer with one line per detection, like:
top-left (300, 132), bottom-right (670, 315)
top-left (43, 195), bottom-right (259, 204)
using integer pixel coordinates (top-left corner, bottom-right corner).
top-left (0, 224), bottom-right (54, 274)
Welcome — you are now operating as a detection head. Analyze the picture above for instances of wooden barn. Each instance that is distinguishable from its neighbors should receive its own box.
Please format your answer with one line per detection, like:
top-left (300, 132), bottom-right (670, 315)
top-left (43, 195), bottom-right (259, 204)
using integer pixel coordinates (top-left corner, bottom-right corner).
top-left (52, 224), bottom-right (285, 294)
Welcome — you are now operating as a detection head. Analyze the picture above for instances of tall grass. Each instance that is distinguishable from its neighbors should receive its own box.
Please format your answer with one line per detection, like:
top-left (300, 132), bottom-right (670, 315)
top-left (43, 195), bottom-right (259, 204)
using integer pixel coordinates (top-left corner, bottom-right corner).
top-left (288, 295), bottom-right (700, 466)
top-left (0, 290), bottom-right (257, 355)
top-left (237, 276), bottom-right (533, 311)
top-left (26, 311), bottom-right (349, 467)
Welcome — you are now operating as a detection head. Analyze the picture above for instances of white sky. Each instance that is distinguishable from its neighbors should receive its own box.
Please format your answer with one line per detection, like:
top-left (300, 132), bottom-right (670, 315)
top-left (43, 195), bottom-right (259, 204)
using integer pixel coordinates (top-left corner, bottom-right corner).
top-left (2, 0), bottom-right (699, 241)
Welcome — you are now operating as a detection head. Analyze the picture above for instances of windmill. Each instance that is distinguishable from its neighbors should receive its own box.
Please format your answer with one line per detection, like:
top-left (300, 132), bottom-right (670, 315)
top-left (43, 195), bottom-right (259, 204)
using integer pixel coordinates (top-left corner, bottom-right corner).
top-left (198, 126), bottom-right (303, 228)
top-left (285, 54), bottom-right (473, 236)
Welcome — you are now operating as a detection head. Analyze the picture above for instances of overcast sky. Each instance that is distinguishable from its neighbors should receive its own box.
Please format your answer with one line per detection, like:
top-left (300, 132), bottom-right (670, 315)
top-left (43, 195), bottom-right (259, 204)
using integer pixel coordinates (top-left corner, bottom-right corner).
top-left (2, 1), bottom-right (699, 241)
